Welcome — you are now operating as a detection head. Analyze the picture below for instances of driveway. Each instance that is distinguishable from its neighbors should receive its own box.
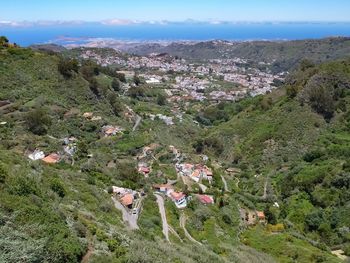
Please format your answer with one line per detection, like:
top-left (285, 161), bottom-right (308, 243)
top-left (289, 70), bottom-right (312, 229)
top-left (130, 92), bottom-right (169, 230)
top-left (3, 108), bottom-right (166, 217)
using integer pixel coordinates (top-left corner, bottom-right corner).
top-left (179, 213), bottom-right (202, 246)
top-left (154, 193), bottom-right (170, 242)
top-left (111, 196), bottom-right (139, 230)
top-left (221, 175), bottom-right (229, 192)
top-left (132, 115), bottom-right (142, 132)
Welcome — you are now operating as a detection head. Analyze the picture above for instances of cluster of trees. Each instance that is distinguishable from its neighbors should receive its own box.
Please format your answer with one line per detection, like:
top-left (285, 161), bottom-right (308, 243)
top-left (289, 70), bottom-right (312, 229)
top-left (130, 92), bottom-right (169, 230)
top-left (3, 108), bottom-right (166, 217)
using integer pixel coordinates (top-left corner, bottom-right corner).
top-left (0, 36), bottom-right (9, 47)
top-left (286, 59), bottom-right (350, 120)
top-left (25, 108), bottom-right (52, 135)
top-left (58, 57), bottom-right (79, 78)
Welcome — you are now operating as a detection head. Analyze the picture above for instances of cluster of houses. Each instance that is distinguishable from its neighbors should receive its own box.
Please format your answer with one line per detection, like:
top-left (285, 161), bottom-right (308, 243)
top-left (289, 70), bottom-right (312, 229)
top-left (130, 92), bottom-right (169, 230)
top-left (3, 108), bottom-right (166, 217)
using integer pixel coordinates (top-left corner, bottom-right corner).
top-left (27, 136), bottom-right (78, 164)
top-left (239, 208), bottom-right (266, 226)
top-left (136, 144), bottom-right (159, 177)
top-left (148, 114), bottom-right (174, 126)
top-left (176, 163), bottom-right (213, 183)
top-left (28, 150), bottom-right (61, 164)
top-left (153, 184), bottom-right (215, 208)
top-left (78, 48), bottom-right (285, 105)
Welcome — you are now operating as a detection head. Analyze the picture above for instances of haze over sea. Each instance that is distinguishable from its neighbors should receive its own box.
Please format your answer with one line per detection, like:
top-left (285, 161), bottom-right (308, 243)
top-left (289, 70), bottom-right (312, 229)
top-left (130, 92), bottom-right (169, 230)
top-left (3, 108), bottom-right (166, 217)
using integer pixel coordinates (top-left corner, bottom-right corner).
top-left (2, 22), bottom-right (350, 46)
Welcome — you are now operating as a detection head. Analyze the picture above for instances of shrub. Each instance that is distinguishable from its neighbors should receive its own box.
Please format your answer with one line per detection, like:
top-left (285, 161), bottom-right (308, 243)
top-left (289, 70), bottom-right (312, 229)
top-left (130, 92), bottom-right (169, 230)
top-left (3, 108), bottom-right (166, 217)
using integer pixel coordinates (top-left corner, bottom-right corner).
top-left (303, 150), bottom-right (324, 162)
top-left (58, 57), bottom-right (79, 78)
top-left (25, 108), bottom-right (52, 135)
top-left (157, 94), bottom-right (166, 106)
top-left (8, 176), bottom-right (40, 196)
top-left (73, 221), bottom-right (87, 238)
top-left (111, 78), bottom-right (121, 92)
top-left (50, 178), bottom-right (66, 198)
top-left (0, 163), bottom-right (7, 184)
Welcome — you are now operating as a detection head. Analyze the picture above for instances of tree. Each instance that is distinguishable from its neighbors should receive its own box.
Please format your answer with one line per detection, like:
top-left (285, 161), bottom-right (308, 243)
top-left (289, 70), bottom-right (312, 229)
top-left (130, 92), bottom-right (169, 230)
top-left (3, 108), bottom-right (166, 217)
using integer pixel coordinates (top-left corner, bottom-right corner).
top-left (302, 74), bottom-right (336, 120)
top-left (112, 100), bottom-right (124, 116)
top-left (25, 108), bottom-right (52, 135)
top-left (116, 73), bottom-right (126, 83)
top-left (58, 58), bottom-right (79, 78)
top-left (128, 86), bottom-right (145, 99)
top-left (0, 163), bottom-right (7, 184)
top-left (264, 205), bottom-right (278, 225)
top-left (88, 78), bottom-right (100, 97)
top-left (133, 75), bottom-right (141, 86)
top-left (299, 59), bottom-right (315, 71)
top-left (0, 36), bottom-right (9, 47)
top-left (111, 78), bottom-right (121, 92)
top-left (157, 94), bottom-right (166, 106)
top-left (50, 178), bottom-right (66, 198)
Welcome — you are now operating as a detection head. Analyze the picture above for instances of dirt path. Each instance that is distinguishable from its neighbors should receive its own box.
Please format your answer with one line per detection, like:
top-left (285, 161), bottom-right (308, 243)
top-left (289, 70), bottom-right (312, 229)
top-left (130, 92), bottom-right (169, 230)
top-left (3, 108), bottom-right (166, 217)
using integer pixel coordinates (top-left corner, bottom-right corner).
top-left (198, 183), bottom-right (208, 193)
top-left (221, 175), bottom-right (229, 192)
top-left (132, 115), bottom-right (142, 132)
top-left (111, 196), bottom-right (139, 230)
top-left (154, 193), bottom-right (170, 242)
top-left (235, 177), bottom-right (240, 188)
top-left (179, 213), bottom-right (202, 246)
top-left (81, 237), bottom-right (94, 263)
top-left (169, 225), bottom-right (183, 242)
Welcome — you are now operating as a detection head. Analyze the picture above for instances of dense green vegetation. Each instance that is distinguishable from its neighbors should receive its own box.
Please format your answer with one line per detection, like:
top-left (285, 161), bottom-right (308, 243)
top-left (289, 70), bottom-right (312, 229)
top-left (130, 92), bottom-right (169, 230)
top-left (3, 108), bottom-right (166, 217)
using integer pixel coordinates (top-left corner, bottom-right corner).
top-left (196, 59), bottom-right (350, 261)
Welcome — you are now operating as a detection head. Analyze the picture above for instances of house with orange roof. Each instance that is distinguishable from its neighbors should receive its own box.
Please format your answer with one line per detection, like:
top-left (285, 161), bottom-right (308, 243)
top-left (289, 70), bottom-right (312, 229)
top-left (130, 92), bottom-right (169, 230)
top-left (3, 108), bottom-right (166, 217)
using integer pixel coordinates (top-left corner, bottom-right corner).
top-left (42, 153), bottom-right (60, 164)
top-left (102, 125), bottom-right (124, 137)
top-left (120, 193), bottom-right (134, 209)
top-left (190, 169), bottom-right (201, 182)
top-left (257, 211), bottom-right (266, 224)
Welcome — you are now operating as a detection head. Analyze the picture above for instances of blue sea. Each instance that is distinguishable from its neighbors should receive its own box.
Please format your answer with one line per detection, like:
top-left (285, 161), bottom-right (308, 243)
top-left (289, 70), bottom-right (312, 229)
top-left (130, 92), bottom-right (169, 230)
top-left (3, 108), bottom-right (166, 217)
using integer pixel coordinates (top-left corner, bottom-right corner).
top-left (1, 22), bottom-right (350, 46)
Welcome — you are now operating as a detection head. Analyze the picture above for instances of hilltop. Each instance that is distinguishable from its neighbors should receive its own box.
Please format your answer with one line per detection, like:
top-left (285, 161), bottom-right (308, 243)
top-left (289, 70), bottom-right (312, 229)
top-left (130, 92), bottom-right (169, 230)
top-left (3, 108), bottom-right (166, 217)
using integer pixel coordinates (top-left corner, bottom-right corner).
top-left (119, 37), bottom-right (350, 73)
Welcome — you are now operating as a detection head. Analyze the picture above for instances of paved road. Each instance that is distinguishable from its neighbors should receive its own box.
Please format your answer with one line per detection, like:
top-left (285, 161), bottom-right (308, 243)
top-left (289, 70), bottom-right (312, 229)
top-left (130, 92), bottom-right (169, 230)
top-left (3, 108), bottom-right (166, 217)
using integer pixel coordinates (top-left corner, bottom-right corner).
top-left (132, 115), bottom-right (142, 132)
top-left (111, 196), bottom-right (139, 230)
top-left (179, 213), bottom-right (202, 246)
top-left (154, 193), bottom-right (170, 242)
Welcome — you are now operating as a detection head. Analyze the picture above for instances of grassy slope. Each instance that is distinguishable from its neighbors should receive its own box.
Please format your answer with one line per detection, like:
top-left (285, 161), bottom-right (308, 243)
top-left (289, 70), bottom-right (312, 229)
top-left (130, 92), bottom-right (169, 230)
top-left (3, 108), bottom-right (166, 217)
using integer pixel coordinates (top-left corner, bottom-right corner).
top-left (0, 47), bottom-right (274, 263)
top-left (198, 59), bottom-right (350, 262)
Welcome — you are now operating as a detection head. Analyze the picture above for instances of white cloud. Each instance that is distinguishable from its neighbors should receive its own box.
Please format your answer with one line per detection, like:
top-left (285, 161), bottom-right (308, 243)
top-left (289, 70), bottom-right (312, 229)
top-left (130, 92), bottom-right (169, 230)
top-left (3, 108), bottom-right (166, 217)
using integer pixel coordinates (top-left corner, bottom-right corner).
top-left (0, 19), bottom-right (348, 28)
top-left (101, 19), bottom-right (140, 26)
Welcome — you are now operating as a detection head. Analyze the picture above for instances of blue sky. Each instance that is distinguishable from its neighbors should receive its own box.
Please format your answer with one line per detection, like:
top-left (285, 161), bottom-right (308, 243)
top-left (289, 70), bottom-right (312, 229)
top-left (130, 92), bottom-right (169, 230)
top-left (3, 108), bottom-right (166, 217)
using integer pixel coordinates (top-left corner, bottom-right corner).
top-left (1, 0), bottom-right (350, 22)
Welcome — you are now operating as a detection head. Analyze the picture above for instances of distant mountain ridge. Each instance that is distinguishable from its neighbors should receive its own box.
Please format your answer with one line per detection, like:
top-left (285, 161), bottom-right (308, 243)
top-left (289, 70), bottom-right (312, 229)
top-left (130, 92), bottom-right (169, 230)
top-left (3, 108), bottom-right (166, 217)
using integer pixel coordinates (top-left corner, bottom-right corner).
top-left (121, 37), bottom-right (350, 73)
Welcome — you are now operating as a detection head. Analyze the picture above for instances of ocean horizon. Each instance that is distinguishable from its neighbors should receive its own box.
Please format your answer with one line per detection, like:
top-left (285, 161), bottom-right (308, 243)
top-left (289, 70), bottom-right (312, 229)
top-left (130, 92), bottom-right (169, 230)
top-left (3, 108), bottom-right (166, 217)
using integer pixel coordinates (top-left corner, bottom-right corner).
top-left (2, 22), bottom-right (350, 46)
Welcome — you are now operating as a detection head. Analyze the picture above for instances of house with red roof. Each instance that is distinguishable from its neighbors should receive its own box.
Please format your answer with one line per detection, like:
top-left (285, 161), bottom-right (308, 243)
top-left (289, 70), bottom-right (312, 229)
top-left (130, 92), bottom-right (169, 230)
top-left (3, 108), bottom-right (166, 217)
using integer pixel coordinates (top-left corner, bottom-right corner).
top-left (197, 195), bottom-right (214, 205)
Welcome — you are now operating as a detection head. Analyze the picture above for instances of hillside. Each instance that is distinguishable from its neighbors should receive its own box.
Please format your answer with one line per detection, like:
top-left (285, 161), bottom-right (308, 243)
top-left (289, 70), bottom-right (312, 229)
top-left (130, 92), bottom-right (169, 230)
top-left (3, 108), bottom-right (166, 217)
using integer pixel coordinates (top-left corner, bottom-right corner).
top-left (195, 58), bottom-right (350, 261)
top-left (0, 42), bottom-right (271, 263)
top-left (0, 40), bottom-right (349, 263)
top-left (124, 37), bottom-right (350, 73)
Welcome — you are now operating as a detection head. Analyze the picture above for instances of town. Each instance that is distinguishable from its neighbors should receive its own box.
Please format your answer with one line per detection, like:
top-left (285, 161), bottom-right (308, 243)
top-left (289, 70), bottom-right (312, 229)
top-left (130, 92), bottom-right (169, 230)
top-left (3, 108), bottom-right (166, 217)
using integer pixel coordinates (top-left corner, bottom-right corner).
top-left (79, 48), bottom-right (286, 103)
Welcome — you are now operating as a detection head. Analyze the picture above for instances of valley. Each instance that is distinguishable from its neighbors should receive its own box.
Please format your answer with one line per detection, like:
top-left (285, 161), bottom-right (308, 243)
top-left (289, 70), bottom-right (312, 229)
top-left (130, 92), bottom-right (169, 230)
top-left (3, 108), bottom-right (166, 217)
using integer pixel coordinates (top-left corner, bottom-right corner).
top-left (0, 36), bottom-right (350, 263)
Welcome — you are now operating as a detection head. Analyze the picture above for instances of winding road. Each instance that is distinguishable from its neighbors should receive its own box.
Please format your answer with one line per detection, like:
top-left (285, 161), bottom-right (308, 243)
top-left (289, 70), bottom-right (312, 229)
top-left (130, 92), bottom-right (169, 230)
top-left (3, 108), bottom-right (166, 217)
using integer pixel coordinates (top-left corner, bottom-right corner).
top-left (179, 213), bottom-right (202, 246)
top-left (111, 196), bottom-right (139, 230)
top-left (154, 193), bottom-right (170, 242)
